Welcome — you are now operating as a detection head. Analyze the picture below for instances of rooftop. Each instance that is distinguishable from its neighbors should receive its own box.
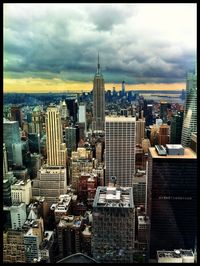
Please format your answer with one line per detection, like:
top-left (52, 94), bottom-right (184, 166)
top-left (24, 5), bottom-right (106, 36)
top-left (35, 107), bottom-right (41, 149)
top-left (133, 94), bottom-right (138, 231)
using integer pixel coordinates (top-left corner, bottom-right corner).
top-left (105, 116), bottom-right (136, 122)
top-left (58, 215), bottom-right (82, 228)
top-left (12, 179), bottom-right (31, 187)
top-left (138, 216), bottom-right (150, 225)
top-left (93, 186), bottom-right (134, 208)
top-left (24, 228), bottom-right (36, 237)
top-left (166, 144), bottom-right (183, 149)
top-left (33, 106), bottom-right (41, 112)
top-left (157, 249), bottom-right (194, 258)
top-left (3, 120), bottom-right (18, 124)
top-left (149, 147), bottom-right (196, 159)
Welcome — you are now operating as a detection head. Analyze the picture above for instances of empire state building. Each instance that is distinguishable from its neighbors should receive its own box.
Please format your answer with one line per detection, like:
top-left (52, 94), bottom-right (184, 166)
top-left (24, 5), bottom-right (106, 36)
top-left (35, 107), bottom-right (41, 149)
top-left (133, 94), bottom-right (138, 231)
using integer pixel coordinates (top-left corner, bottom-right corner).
top-left (92, 54), bottom-right (105, 132)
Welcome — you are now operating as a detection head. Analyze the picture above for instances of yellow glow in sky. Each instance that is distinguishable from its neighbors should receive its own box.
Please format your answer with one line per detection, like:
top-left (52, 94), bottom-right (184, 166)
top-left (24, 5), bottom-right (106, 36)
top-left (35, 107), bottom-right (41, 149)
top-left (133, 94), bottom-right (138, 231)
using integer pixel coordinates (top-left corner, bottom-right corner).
top-left (4, 78), bottom-right (186, 93)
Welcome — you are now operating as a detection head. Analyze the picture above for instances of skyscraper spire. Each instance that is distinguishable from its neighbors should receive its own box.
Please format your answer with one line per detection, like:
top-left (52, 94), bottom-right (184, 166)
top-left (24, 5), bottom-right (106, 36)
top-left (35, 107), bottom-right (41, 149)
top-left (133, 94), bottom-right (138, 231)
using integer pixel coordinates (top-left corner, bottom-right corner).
top-left (93, 53), bottom-right (105, 132)
top-left (97, 52), bottom-right (100, 75)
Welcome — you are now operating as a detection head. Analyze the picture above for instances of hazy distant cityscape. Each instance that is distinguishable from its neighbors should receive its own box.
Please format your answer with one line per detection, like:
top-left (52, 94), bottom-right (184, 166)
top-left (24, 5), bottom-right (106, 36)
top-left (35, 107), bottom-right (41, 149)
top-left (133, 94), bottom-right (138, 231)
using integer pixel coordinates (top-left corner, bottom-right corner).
top-left (3, 3), bottom-right (197, 264)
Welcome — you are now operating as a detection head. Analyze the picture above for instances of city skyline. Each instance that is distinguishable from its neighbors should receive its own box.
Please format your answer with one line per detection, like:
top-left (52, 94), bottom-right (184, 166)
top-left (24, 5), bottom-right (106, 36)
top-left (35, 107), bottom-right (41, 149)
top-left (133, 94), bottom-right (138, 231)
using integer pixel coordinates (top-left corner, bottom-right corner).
top-left (4, 3), bottom-right (196, 93)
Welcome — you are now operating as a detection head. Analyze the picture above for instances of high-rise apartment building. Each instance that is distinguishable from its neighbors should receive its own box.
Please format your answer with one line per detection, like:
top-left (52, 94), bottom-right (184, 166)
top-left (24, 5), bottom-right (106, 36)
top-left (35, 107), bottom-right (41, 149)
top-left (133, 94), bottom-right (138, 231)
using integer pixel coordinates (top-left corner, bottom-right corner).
top-left (105, 116), bottom-right (136, 187)
top-left (92, 186), bottom-right (135, 263)
top-left (181, 72), bottom-right (197, 147)
top-left (92, 54), bottom-right (105, 132)
top-left (147, 145), bottom-right (197, 259)
top-left (46, 106), bottom-right (67, 167)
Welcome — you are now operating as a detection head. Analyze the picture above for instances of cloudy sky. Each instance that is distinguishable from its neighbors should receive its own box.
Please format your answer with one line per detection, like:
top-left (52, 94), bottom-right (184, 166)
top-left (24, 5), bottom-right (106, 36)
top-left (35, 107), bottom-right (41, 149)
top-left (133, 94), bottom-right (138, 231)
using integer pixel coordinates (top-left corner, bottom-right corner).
top-left (4, 3), bottom-right (196, 93)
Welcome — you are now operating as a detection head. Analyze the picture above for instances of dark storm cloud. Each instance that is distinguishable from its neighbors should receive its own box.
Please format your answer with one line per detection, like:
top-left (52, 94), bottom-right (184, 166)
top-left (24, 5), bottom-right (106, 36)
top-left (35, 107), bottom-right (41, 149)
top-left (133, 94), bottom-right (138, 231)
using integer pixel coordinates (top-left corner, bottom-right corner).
top-left (87, 4), bottom-right (138, 31)
top-left (4, 4), bottom-right (196, 84)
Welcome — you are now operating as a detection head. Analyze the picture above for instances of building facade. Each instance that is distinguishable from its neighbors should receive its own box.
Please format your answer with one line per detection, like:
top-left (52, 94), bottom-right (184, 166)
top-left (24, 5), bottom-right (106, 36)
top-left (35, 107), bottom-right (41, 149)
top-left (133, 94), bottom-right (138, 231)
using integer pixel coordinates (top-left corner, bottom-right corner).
top-left (32, 166), bottom-right (67, 205)
top-left (46, 106), bottom-right (67, 167)
top-left (158, 124), bottom-right (169, 147)
top-left (160, 102), bottom-right (170, 123)
top-left (147, 146), bottom-right (197, 259)
top-left (92, 186), bottom-right (135, 263)
top-left (65, 127), bottom-right (77, 156)
top-left (10, 203), bottom-right (27, 230)
top-left (11, 105), bottom-right (23, 128)
top-left (57, 215), bottom-right (83, 260)
top-left (78, 104), bottom-right (87, 133)
top-left (3, 120), bottom-right (22, 168)
top-left (3, 230), bottom-right (26, 263)
top-left (170, 111), bottom-right (184, 144)
top-left (105, 116), bottom-right (136, 187)
top-left (24, 229), bottom-right (40, 263)
top-left (32, 106), bottom-right (43, 135)
top-left (11, 179), bottom-right (32, 205)
top-left (181, 72), bottom-right (197, 147)
top-left (136, 118), bottom-right (146, 145)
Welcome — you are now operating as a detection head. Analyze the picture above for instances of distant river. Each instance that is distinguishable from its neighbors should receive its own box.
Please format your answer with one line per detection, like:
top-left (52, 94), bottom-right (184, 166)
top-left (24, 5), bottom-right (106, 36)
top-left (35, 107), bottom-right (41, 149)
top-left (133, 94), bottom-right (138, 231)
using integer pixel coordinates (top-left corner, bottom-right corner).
top-left (140, 93), bottom-right (184, 104)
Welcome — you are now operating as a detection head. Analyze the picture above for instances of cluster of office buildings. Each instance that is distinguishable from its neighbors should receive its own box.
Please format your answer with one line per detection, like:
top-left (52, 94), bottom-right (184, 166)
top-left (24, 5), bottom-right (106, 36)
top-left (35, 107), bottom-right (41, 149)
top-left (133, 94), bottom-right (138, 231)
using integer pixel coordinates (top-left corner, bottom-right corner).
top-left (3, 57), bottom-right (197, 263)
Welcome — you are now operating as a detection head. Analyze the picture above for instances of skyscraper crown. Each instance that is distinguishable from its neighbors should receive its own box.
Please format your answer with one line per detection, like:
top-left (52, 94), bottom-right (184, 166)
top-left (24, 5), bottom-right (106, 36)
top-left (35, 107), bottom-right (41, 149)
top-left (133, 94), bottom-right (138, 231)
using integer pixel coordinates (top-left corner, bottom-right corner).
top-left (95, 52), bottom-right (102, 77)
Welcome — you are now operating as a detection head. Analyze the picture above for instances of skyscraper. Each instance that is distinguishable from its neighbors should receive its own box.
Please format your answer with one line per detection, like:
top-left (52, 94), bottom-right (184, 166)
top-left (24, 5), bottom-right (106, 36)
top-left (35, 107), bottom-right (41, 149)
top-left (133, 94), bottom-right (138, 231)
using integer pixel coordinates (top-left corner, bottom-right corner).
top-left (122, 80), bottom-right (126, 95)
top-left (3, 143), bottom-right (8, 178)
top-left (92, 186), bottom-right (135, 263)
top-left (3, 119), bottom-right (22, 168)
top-left (32, 106), bottom-right (43, 135)
top-left (57, 215), bottom-right (83, 260)
top-left (160, 102), bottom-right (170, 123)
top-left (105, 116), bottom-right (136, 187)
top-left (11, 105), bottom-right (23, 128)
top-left (170, 111), bottom-right (184, 144)
top-left (78, 104), bottom-right (87, 132)
top-left (65, 127), bottom-right (77, 156)
top-left (59, 100), bottom-right (69, 120)
top-left (181, 72), bottom-right (197, 147)
top-left (147, 145), bottom-right (197, 259)
top-left (32, 166), bottom-right (67, 205)
top-left (158, 124), bottom-right (170, 147)
top-left (136, 118), bottom-right (146, 145)
top-left (46, 106), bottom-right (67, 167)
top-left (92, 54), bottom-right (105, 132)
